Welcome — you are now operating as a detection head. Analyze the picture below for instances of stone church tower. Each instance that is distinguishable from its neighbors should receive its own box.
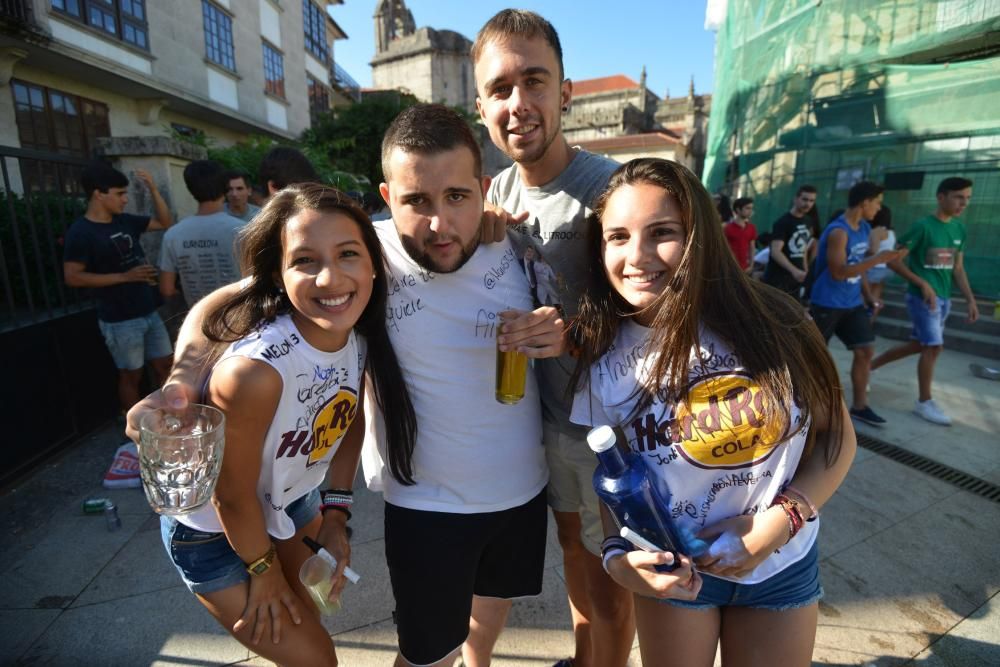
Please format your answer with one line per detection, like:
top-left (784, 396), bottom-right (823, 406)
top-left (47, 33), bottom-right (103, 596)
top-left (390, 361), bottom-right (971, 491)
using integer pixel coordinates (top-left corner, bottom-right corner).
top-left (370, 0), bottom-right (476, 111)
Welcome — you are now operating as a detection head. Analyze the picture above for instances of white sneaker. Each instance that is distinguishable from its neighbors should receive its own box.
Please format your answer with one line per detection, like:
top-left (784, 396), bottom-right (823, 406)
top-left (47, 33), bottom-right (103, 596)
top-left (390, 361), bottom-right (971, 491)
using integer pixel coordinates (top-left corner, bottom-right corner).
top-left (913, 399), bottom-right (952, 426)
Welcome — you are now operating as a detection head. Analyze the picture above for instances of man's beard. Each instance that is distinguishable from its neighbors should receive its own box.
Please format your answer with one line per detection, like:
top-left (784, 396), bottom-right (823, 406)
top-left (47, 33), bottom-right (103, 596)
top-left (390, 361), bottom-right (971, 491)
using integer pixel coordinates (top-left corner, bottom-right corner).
top-left (401, 232), bottom-right (480, 274)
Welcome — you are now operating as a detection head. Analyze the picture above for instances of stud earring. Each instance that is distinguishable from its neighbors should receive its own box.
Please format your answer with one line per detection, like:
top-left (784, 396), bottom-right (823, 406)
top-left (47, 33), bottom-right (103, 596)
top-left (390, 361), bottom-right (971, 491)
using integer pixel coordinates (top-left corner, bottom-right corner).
top-left (562, 105), bottom-right (569, 112)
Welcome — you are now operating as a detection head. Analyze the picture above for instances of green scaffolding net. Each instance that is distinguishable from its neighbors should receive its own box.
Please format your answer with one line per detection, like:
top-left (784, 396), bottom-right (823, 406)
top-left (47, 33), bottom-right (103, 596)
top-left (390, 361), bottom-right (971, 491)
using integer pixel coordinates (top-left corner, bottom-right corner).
top-left (705, 0), bottom-right (1000, 296)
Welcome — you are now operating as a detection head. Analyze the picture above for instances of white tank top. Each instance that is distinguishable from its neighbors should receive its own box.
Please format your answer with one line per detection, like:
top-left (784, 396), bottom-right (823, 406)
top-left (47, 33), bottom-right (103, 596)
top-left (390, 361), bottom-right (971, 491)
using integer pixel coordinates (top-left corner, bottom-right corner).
top-left (179, 313), bottom-right (366, 539)
top-left (873, 229), bottom-right (896, 268)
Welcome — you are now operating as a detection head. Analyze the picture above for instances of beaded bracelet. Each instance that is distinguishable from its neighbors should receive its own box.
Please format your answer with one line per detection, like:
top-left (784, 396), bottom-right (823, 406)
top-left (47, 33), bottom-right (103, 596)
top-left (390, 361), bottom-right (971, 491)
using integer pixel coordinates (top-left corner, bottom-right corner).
top-left (321, 488), bottom-right (354, 520)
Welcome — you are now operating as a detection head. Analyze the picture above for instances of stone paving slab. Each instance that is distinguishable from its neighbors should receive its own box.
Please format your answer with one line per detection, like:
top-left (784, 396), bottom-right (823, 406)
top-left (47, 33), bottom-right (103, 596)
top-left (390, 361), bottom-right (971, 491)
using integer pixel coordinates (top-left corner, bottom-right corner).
top-left (0, 608), bottom-right (61, 665)
top-left (20, 585), bottom-right (249, 666)
top-left (834, 454), bottom-right (956, 524)
top-left (913, 595), bottom-right (1000, 667)
top-left (867, 490), bottom-right (1000, 609)
top-left (1, 505), bottom-right (148, 611)
top-left (817, 492), bottom-right (896, 559)
top-left (71, 513), bottom-right (181, 608)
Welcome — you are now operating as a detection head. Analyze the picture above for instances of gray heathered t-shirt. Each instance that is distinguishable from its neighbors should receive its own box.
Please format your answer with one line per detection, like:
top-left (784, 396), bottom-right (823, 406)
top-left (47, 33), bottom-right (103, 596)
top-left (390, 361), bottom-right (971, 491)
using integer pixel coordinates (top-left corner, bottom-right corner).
top-left (159, 211), bottom-right (244, 307)
top-left (226, 202), bottom-right (261, 223)
top-left (488, 148), bottom-right (619, 434)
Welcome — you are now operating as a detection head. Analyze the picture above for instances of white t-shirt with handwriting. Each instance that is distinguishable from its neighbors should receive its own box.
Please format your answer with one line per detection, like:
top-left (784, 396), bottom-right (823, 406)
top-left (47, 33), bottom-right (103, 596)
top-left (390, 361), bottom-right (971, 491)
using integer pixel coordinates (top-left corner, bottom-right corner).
top-left (364, 219), bottom-right (547, 513)
top-left (571, 320), bottom-right (818, 584)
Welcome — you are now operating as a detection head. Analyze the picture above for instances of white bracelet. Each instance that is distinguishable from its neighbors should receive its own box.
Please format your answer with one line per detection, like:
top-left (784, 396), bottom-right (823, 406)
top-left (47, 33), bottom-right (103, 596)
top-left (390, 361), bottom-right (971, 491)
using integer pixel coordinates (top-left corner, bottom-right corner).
top-left (602, 548), bottom-right (627, 574)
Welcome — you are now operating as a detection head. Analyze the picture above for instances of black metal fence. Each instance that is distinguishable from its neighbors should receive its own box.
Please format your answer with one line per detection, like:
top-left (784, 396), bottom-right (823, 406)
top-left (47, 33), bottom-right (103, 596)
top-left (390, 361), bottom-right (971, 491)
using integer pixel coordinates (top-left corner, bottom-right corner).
top-left (0, 145), bottom-right (93, 332)
top-left (0, 0), bottom-right (35, 27)
top-left (0, 146), bottom-right (119, 487)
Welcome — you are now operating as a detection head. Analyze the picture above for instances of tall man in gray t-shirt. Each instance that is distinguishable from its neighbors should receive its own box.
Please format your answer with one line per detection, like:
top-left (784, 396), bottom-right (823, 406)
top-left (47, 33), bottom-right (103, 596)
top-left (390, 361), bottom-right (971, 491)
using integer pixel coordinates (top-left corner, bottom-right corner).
top-left (159, 160), bottom-right (244, 308)
top-left (472, 10), bottom-right (632, 667)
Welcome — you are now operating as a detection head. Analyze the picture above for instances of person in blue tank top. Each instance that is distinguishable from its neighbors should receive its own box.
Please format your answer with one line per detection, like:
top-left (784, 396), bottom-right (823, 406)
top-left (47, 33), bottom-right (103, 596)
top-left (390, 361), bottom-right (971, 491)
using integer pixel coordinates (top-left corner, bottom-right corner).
top-left (809, 181), bottom-right (907, 427)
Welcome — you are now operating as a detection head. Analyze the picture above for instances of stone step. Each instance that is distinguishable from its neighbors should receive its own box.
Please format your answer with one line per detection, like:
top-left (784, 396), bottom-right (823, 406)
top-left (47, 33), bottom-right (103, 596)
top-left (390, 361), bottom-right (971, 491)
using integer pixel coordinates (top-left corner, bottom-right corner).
top-left (873, 314), bottom-right (1000, 360)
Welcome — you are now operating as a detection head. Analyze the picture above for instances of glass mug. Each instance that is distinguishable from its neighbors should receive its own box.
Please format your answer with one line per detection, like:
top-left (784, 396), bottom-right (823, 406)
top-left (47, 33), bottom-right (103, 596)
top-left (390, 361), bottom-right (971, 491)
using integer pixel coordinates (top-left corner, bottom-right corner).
top-left (138, 404), bottom-right (225, 515)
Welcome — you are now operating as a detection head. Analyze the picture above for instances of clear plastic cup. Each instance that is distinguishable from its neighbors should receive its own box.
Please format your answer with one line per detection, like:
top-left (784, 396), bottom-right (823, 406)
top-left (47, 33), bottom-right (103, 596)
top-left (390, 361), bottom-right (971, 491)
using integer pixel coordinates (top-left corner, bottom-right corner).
top-left (299, 554), bottom-right (342, 615)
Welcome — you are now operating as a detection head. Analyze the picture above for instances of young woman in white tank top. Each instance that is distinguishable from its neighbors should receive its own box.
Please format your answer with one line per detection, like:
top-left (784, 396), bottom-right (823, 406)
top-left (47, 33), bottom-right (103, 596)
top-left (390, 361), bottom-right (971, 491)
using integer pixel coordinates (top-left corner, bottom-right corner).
top-left (161, 185), bottom-right (415, 666)
top-left (866, 206), bottom-right (896, 322)
top-left (569, 159), bottom-right (856, 667)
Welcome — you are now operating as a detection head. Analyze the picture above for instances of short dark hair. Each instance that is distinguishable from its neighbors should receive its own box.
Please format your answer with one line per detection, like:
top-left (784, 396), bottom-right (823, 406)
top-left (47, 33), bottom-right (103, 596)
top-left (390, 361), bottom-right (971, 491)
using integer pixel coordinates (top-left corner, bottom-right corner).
top-left (259, 147), bottom-right (320, 191)
top-left (183, 160), bottom-right (227, 203)
top-left (224, 170), bottom-right (252, 189)
top-left (81, 161), bottom-right (128, 199)
top-left (848, 180), bottom-right (884, 208)
top-left (381, 104), bottom-right (482, 181)
top-left (937, 177), bottom-right (973, 195)
top-left (733, 197), bottom-right (754, 211)
top-left (796, 184), bottom-right (817, 197)
top-left (472, 9), bottom-right (565, 81)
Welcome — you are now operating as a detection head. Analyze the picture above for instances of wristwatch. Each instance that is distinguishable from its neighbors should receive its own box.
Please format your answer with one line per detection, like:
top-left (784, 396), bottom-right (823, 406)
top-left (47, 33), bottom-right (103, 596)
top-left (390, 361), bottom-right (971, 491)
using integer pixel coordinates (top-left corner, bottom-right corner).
top-left (245, 544), bottom-right (276, 576)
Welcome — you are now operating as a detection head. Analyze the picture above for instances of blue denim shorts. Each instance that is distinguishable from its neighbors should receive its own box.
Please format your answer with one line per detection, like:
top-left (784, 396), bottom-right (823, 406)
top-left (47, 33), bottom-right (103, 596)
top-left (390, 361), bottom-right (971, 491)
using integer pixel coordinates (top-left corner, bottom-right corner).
top-left (662, 540), bottom-right (822, 610)
top-left (906, 292), bottom-right (951, 346)
top-left (866, 265), bottom-right (892, 285)
top-left (98, 312), bottom-right (173, 370)
top-left (160, 488), bottom-right (321, 594)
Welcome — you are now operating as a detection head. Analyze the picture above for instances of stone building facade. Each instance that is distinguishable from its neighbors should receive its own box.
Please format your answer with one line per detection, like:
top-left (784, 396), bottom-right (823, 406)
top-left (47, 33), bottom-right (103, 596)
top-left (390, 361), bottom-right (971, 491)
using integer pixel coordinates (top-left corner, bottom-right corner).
top-left (369, 0), bottom-right (475, 111)
top-left (1, 0), bottom-right (351, 179)
top-left (567, 73), bottom-right (712, 177)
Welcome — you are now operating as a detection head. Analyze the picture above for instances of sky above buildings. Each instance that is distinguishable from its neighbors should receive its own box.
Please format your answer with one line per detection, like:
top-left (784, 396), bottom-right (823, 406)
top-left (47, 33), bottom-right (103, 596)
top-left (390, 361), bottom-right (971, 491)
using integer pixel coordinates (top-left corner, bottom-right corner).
top-left (329, 0), bottom-right (717, 99)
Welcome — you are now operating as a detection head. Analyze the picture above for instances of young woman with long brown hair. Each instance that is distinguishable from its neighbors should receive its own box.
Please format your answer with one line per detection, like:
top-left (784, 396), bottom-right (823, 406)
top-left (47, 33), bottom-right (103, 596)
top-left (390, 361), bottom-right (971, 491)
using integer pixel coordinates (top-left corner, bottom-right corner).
top-left (570, 158), bottom-right (855, 666)
top-left (160, 184), bottom-right (415, 666)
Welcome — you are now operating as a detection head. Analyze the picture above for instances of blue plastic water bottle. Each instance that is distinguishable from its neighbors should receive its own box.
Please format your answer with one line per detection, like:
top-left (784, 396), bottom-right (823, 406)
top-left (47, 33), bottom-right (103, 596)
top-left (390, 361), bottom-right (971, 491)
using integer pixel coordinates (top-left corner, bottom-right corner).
top-left (589, 425), bottom-right (688, 571)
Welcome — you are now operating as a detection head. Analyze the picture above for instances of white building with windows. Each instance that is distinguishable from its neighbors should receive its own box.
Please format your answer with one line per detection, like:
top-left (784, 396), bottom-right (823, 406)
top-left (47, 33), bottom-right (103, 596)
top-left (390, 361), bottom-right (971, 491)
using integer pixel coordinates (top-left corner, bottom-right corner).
top-left (0, 0), bottom-right (351, 157)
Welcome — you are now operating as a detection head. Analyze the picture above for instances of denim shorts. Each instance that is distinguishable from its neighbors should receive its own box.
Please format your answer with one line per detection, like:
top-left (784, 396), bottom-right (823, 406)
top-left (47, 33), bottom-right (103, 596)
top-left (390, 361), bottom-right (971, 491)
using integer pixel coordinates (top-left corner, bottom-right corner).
top-left (866, 266), bottom-right (892, 285)
top-left (98, 312), bottom-right (173, 370)
top-left (662, 540), bottom-right (822, 610)
top-left (906, 292), bottom-right (951, 346)
top-left (160, 488), bottom-right (321, 594)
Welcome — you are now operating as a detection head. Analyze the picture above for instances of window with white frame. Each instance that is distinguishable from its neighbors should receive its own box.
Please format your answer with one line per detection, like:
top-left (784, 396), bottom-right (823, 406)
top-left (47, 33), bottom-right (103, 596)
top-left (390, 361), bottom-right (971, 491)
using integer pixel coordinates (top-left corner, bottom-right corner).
top-left (202, 0), bottom-right (235, 71)
top-left (302, 0), bottom-right (329, 62)
top-left (51, 0), bottom-right (149, 50)
top-left (263, 42), bottom-right (285, 98)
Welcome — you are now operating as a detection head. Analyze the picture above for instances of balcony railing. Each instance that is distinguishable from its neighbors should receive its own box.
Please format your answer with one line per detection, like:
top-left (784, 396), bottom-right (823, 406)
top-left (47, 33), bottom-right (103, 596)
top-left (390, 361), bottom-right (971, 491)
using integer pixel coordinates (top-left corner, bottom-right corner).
top-left (0, 0), bottom-right (33, 24)
top-left (331, 61), bottom-right (361, 102)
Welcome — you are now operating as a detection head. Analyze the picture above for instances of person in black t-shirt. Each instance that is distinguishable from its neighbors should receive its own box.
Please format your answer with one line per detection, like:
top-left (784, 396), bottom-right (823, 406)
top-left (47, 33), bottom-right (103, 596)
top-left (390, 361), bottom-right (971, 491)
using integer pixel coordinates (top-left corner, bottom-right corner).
top-left (763, 184), bottom-right (818, 298)
top-left (63, 162), bottom-right (175, 413)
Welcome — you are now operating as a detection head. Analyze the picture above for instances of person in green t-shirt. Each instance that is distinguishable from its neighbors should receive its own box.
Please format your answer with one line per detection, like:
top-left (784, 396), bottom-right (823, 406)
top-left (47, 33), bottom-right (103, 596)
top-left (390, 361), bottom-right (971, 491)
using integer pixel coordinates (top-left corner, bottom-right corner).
top-left (871, 177), bottom-right (980, 426)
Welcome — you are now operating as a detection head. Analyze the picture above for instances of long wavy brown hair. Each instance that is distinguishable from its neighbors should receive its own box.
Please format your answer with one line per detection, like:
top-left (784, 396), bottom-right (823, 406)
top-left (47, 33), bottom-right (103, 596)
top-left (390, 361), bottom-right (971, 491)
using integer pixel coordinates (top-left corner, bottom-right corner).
top-left (203, 184), bottom-right (418, 484)
top-left (571, 159), bottom-right (844, 464)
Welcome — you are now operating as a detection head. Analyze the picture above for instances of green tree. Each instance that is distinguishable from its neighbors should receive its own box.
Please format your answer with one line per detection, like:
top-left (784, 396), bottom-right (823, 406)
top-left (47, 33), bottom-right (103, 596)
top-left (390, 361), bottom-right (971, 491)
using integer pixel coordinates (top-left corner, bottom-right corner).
top-left (168, 127), bottom-right (363, 192)
top-left (301, 92), bottom-right (420, 189)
